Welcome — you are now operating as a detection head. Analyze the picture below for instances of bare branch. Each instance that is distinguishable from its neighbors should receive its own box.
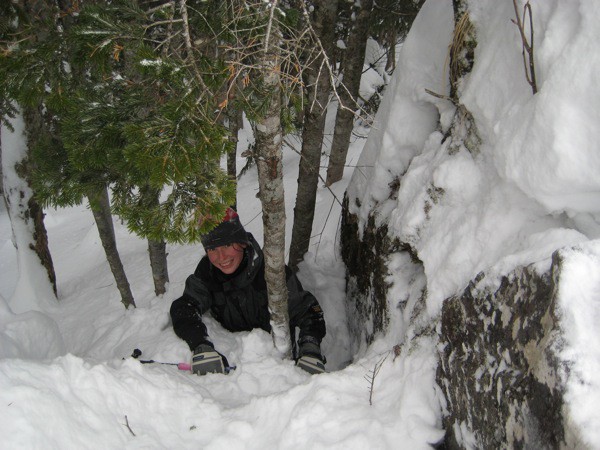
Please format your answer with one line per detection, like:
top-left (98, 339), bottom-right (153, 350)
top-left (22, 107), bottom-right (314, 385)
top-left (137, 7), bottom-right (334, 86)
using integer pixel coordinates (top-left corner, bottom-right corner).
top-left (263, 0), bottom-right (280, 53)
top-left (178, 0), bottom-right (211, 95)
top-left (365, 355), bottom-right (388, 406)
top-left (124, 415), bottom-right (136, 436)
top-left (512, 0), bottom-right (537, 94)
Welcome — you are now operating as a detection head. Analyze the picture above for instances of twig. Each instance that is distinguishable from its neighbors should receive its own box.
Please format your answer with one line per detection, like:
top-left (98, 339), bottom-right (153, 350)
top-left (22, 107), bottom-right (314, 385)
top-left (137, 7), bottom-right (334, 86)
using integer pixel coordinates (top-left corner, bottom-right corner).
top-left (124, 415), bottom-right (136, 436)
top-left (178, 0), bottom-right (211, 95)
top-left (263, 0), bottom-right (280, 52)
top-left (424, 88), bottom-right (452, 102)
top-left (364, 355), bottom-right (388, 406)
top-left (512, 0), bottom-right (537, 94)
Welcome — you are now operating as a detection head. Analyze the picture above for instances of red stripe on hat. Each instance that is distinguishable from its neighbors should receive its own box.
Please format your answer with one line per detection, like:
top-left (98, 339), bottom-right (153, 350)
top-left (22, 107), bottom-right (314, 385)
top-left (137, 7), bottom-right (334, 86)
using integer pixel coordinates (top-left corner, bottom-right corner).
top-left (224, 207), bottom-right (238, 222)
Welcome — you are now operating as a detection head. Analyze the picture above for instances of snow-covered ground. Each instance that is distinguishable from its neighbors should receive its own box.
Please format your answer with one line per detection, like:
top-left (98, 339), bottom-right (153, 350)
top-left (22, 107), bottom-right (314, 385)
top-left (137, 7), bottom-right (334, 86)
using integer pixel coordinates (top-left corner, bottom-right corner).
top-left (2, 0), bottom-right (600, 448)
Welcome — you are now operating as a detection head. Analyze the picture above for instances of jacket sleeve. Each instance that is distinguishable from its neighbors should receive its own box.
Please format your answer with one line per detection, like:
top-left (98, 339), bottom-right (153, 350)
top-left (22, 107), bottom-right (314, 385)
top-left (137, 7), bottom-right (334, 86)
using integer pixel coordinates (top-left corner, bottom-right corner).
top-left (286, 268), bottom-right (326, 348)
top-left (170, 273), bottom-right (213, 351)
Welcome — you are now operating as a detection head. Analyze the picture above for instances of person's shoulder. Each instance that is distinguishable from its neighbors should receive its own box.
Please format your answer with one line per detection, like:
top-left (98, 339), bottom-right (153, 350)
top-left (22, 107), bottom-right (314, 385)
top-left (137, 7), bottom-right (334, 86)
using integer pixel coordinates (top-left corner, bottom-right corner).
top-left (193, 256), bottom-right (212, 279)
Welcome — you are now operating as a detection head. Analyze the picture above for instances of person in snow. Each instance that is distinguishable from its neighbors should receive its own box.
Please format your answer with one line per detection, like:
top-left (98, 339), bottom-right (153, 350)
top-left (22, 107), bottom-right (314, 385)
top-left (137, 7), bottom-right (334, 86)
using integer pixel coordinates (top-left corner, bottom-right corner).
top-left (170, 208), bottom-right (326, 375)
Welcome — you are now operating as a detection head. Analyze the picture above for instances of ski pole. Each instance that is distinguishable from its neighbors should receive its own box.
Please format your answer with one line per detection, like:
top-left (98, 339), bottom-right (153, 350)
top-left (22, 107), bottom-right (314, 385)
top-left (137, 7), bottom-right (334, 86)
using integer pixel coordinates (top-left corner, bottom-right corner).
top-left (130, 348), bottom-right (236, 373)
top-left (130, 348), bottom-right (191, 371)
top-left (139, 359), bottom-right (192, 371)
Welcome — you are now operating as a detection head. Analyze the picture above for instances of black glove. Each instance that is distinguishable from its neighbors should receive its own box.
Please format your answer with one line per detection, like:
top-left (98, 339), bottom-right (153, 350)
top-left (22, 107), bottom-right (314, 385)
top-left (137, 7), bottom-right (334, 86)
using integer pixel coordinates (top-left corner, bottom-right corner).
top-left (296, 341), bottom-right (326, 375)
top-left (191, 343), bottom-right (230, 375)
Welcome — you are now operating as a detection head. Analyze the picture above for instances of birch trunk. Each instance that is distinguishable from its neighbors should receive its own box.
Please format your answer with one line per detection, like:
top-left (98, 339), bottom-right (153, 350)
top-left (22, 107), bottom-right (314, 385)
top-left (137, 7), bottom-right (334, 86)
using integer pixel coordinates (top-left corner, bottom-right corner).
top-left (254, 4), bottom-right (291, 356)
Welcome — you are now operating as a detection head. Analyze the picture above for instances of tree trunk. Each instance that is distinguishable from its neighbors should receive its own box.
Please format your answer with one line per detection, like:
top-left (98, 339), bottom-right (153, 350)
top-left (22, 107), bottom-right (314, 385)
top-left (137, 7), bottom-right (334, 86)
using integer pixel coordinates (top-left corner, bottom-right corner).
top-left (227, 106), bottom-right (243, 210)
top-left (325, 0), bottom-right (373, 186)
top-left (384, 27), bottom-right (397, 74)
top-left (141, 185), bottom-right (169, 296)
top-left (147, 239), bottom-right (168, 296)
top-left (21, 106), bottom-right (58, 297)
top-left (254, 4), bottom-right (291, 357)
top-left (88, 185), bottom-right (136, 309)
top-left (2, 110), bottom-right (57, 313)
top-left (288, 0), bottom-right (338, 271)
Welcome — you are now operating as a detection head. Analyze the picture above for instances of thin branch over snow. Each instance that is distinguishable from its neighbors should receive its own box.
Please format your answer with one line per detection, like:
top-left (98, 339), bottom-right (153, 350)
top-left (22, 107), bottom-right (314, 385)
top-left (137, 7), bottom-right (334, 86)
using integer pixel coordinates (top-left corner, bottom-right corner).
top-left (512, 0), bottom-right (538, 94)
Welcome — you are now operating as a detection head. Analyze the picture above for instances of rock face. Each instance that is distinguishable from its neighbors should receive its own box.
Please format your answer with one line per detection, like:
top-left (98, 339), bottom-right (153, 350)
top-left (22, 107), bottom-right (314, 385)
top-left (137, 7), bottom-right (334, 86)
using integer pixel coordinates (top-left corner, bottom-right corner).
top-left (340, 196), bottom-right (393, 348)
top-left (340, 191), bottom-right (591, 448)
top-left (437, 252), bottom-right (581, 449)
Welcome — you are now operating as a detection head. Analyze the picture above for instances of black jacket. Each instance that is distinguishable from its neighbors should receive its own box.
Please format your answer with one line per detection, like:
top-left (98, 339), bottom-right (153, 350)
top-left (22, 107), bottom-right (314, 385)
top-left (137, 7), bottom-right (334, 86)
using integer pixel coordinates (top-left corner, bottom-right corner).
top-left (170, 234), bottom-right (326, 356)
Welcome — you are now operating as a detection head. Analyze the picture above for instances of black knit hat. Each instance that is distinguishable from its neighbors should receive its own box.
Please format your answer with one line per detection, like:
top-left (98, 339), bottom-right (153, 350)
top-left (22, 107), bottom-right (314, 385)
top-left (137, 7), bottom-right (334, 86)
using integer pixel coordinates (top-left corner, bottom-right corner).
top-left (201, 208), bottom-right (249, 250)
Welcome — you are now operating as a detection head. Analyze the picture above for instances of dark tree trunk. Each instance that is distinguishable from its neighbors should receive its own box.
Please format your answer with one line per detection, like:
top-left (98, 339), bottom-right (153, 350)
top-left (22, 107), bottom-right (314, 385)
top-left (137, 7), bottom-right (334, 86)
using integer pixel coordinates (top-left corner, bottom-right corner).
top-left (288, 0), bottom-right (338, 271)
top-left (147, 238), bottom-right (169, 296)
top-left (325, 0), bottom-right (373, 186)
top-left (142, 185), bottom-right (169, 296)
top-left (384, 27), bottom-right (397, 74)
top-left (88, 185), bottom-right (136, 309)
top-left (227, 106), bottom-right (243, 210)
top-left (22, 106), bottom-right (58, 296)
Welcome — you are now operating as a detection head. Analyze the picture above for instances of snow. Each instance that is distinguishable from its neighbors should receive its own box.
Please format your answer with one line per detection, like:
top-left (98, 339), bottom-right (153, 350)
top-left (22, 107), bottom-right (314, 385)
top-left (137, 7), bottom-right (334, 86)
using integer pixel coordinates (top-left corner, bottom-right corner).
top-left (1, 113), bottom-right (58, 315)
top-left (2, 0), bottom-right (600, 448)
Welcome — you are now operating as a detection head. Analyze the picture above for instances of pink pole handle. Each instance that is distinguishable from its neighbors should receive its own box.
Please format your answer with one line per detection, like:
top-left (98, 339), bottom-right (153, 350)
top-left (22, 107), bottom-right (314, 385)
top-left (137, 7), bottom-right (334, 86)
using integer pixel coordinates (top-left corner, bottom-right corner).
top-left (177, 362), bottom-right (192, 371)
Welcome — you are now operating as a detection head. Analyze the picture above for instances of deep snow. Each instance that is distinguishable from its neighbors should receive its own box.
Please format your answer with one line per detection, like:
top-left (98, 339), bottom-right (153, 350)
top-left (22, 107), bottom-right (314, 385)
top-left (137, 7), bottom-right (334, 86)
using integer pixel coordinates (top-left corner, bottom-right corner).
top-left (2, 0), bottom-right (600, 448)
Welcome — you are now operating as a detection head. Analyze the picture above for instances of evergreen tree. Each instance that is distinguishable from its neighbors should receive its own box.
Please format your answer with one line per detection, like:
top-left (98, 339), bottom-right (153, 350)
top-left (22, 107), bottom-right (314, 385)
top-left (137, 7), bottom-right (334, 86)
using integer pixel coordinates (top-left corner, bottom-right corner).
top-left (64, 0), bottom-right (236, 243)
top-left (324, 0), bottom-right (424, 186)
top-left (1, 0), bottom-right (238, 308)
top-left (0, 0), bottom-right (66, 309)
top-left (370, 0), bottom-right (425, 74)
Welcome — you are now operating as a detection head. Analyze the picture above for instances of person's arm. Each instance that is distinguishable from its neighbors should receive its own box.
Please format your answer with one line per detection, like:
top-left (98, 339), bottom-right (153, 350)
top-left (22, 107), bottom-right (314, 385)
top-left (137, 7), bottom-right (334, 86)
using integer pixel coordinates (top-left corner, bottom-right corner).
top-left (170, 273), bottom-right (213, 351)
top-left (170, 273), bottom-right (231, 375)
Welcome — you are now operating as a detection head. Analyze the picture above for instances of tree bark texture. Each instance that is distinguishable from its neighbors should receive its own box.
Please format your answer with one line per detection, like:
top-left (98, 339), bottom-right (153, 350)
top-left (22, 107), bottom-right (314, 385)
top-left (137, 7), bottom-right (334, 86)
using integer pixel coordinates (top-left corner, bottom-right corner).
top-left (254, 12), bottom-right (291, 357)
top-left (141, 185), bottom-right (169, 296)
top-left (227, 106), bottom-right (243, 210)
top-left (147, 239), bottom-right (169, 296)
top-left (22, 106), bottom-right (57, 296)
top-left (288, 0), bottom-right (338, 271)
top-left (2, 109), bottom-right (58, 312)
top-left (88, 185), bottom-right (136, 309)
top-left (325, 0), bottom-right (373, 186)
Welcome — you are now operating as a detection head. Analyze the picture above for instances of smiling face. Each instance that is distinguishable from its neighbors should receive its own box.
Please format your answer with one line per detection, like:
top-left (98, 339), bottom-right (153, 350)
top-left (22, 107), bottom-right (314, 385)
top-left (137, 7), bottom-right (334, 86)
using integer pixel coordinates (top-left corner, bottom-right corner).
top-left (206, 243), bottom-right (246, 274)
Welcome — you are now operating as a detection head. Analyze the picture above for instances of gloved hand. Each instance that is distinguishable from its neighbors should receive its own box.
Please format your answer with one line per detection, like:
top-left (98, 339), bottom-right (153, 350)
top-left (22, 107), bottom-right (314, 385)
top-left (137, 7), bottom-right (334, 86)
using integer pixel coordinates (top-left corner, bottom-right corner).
top-left (296, 342), bottom-right (326, 375)
top-left (191, 343), bottom-right (230, 375)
